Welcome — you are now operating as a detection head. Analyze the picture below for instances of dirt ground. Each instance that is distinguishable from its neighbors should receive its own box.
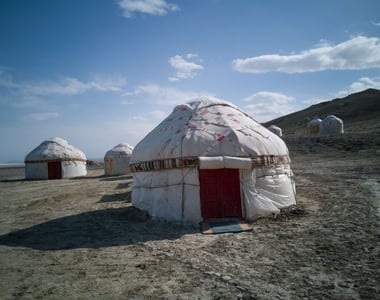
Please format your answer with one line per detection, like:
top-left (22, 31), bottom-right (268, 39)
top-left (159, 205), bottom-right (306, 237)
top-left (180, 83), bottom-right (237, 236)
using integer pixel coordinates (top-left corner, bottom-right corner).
top-left (0, 135), bottom-right (379, 299)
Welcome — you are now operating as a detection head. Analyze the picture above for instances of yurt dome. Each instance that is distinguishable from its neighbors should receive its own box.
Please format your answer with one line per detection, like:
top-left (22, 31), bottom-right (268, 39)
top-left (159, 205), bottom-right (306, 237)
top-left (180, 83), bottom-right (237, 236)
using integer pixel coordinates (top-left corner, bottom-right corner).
top-left (267, 124), bottom-right (283, 137)
top-left (25, 137), bottom-right (87, 180)
top-left (307, 118), bottom-right (323, 136)
top-left (104, 143), bottom-right (134, 176)
top-left (321, 115), bottom-right (344, 135)
top-left (130, 96), bottom-right (296, 224)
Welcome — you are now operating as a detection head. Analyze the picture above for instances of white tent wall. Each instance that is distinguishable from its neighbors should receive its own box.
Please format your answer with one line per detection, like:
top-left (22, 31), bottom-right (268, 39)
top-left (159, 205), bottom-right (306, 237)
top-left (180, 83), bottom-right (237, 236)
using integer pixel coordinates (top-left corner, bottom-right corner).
top-left (25, 162), bottom-right (48, 180)
top-left (25, 160), bottom-right (87, 179)
top-left (132, 158), bottom-right (296, 223)
top-left (105, 156), bottom-right (131, 175)
top-left (61, 161), bottom-right (87, 178)
top-left (240, 166), bottom-right (295, 220)
top-left (321, 115), bottom-right (344, 135)
top-left (131, 168), bottom-right (201, 223)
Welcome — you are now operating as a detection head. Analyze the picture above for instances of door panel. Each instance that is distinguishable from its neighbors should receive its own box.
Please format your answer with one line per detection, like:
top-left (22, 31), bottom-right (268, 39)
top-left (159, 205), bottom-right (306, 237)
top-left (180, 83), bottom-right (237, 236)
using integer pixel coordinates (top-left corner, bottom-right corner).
top-left (200, 168), bottom-right (242, 219)
top-left (221, 169), bottom-right (242, 218)
top-left (48, 161), bottom-right (62, 179)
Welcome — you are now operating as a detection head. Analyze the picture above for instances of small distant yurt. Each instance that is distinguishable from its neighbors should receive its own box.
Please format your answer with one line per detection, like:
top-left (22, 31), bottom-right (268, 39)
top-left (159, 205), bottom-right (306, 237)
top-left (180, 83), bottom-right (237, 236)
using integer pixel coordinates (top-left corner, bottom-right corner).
top-left (267, 124), bottom-right (283, 137)
top-left (307, 118), bottom-right (323, 136)
top-left (25, 137), bottom-right (87, 180)
top-left (321, 115), bottom-right (344, 135)
top-left (104, 143), bottom-right (134, 176)
top-left (130, 97), bottom-right (296, 224)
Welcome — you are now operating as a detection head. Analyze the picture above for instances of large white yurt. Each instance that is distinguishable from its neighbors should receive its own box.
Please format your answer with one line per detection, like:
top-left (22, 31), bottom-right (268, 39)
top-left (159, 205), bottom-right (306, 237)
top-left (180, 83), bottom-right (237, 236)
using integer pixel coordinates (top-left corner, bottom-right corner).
top-left (104, 143), bottom-right (134, 176)
top-left (130, 97), bottom-right (296, 224)
top-left (25, 137), bottom-right (87, 180)
top-left (321, 115), bottom-right (344, 135)
top-left (267, 124), bottom-right (283, 137)
top-left (307, 118), bottom-right (323, 136)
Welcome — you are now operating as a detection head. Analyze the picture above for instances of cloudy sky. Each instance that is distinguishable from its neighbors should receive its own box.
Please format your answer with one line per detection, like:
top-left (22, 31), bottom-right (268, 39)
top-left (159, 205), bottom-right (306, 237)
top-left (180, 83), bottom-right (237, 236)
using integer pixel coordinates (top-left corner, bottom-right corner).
top-left (1, 0), bottom-right (380, 162)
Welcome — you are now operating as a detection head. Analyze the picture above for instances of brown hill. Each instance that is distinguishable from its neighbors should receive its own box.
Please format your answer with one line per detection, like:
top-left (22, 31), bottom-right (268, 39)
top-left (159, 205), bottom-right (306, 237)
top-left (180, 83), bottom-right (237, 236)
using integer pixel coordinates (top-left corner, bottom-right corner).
top-left (264, 88), bottom-right (380, 136)
top-left (263, 88), bottom-right (380, 155)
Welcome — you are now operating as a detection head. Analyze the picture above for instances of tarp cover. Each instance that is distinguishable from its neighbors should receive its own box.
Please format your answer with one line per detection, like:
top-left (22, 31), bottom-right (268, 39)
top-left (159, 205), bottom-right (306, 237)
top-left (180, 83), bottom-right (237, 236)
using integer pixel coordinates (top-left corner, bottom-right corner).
top-left (131, 97), bottom-right (288, 162)
top-left (307, 118), bottom-right (323, 135)
top-left (321, 115), bottom-right (344, 135)
top-left (131, 97), bottom-right (296, 223)
top-left (267, 125), bottom-right (283, 137)
top-left (104, 143), bottom-right (134, 175)
top-left (24, 137), bottom-right (87, 179)
top-left (25, 137), bottom-right (86, 162)
top-left (105, 143), bottom-right (133, 158)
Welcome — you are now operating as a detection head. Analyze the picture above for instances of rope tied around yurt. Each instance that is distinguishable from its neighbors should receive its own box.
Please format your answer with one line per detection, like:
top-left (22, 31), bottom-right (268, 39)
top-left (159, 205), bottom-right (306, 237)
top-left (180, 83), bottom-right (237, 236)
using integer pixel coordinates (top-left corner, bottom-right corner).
top-left (130, 155), bottom-right (291, 172)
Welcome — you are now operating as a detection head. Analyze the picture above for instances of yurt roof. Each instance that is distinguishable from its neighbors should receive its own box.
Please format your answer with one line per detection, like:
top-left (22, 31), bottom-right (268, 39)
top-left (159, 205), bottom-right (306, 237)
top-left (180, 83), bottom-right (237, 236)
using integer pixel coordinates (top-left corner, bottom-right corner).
top-left (308, 118), bottom-right (323, 124)
top-left (131, 96), bottom-right (288, 163)
top-left (105, 143), bottom-right (134, 157)
top-left (268, 124), bottom-right (281, 130)
top-left (323, 115), bottom-right (343, 123)
top-left (25, 137), bottom-right (86, 162)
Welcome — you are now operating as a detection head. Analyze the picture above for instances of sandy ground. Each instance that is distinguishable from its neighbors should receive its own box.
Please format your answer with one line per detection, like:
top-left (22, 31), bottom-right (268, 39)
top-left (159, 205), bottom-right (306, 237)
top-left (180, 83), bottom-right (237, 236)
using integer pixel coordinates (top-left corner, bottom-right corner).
top-left (0, 137), bottom-right (379, 299)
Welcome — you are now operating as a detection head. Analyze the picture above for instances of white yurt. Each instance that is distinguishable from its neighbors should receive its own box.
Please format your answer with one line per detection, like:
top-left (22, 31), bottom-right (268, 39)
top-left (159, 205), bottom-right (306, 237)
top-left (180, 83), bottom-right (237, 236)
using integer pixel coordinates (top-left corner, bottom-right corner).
top-left (267, 124), bottom-right (283, 137)
top-left (104, 143), bottom-right (134, 176)
top-left (25, 137), bottom-right (87, 180)
top-left (321, 115), bottom-right (344, 135)
top-left (307, 118), bottom-right (323, 136)
top-left (130, 97), bottom-right (296, 224)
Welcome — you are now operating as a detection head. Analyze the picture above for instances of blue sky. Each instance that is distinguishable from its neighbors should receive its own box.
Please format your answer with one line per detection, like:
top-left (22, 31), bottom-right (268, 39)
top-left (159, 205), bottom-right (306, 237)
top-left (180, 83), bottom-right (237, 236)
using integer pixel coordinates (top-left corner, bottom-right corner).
top-left (1, 0), bottom-right (380, 162)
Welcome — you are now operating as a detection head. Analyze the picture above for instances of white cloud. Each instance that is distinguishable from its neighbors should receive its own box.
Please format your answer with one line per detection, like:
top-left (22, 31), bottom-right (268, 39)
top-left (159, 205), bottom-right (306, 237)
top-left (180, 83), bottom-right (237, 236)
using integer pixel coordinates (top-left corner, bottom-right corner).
top-left (118, 0), bottom-right (179, 18)
top-left (233, 36), bottom-right (380, 73)
top-left (120, 100), bottom-right (134, 105)
top-left (0, 73), bottom-right (127, 97)
top-left (243, 91), bottom-right (299, 122)
top-left (23, 112), bottom-right (59, 121)
top-left (89, 74), bottom-right (128, 92)
top-left (336, 77), bottom-right (380, 97)
top-left (123, 84), bottom-right (215, 105)
top-left (148, 110), bottom-right (167, 120)
top-left (168, 54), bottom-right (204, 81)
top-left (372, 21), bottom-right (380, 26)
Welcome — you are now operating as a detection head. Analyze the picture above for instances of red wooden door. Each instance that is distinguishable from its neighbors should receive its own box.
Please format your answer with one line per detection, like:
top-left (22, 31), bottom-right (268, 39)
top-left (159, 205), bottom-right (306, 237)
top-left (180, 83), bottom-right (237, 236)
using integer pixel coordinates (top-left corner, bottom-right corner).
top-left (48, 161), bottom-right (62, 179)
top-left (199, 168), bottom-right (242, 219)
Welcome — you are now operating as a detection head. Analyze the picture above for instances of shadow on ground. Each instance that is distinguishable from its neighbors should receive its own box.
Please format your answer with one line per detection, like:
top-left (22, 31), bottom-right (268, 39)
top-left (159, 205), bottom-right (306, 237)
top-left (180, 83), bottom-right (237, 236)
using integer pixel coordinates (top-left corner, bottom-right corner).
top-left (98, 190), bottom-right (131, 203)
top-left (0, 207), bottom-right (197, 251)
top-left (100, 175), bottom-right (133, 181)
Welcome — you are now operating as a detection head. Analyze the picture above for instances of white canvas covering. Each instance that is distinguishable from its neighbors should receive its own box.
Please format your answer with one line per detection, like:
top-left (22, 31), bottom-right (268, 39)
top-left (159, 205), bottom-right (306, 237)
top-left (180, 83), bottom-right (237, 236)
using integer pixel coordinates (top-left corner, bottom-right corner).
top-left (25, 137), bottom-right (87, 180)
top-left (130, 97), bottom-right (296, 223)
top-left (104, 143), bottom-right (133, 176)
top-left (307, 118), bottom-right (323, 136)
top-left (321, 115), bottom-right (344, 135)
top-left (267, 124), bottom-right (283, 137)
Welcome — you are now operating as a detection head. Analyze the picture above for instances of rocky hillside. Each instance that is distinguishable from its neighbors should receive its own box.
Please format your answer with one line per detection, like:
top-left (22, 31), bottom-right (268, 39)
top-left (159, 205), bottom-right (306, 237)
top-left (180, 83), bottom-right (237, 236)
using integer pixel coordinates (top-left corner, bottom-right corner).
top-left (264, 88), bottom-right (380, 136)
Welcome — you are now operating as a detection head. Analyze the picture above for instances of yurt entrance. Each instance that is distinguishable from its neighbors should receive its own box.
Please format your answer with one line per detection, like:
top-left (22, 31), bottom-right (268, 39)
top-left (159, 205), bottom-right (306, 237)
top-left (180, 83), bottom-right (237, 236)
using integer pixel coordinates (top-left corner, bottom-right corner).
top-left (48, 161), bottom-right (62, 179)
top-left (199, 169), bottom-right (242, 219)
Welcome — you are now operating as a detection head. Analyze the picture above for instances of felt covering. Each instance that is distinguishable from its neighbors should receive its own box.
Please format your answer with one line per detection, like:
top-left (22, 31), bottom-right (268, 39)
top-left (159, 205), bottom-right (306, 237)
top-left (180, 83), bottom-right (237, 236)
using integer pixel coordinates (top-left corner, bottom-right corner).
top-left (104, 143), bottom-right (133, 176)
top-left (130, 97), bottom-right (296, 224)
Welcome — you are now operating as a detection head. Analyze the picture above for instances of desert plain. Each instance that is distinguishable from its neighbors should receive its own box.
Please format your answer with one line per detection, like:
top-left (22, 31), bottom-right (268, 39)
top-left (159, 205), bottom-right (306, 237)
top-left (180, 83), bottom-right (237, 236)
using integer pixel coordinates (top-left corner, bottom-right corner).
top-left (0, 130), bottom-right (379, 300)
top-left (1, 89), bottom-right (380, 299)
